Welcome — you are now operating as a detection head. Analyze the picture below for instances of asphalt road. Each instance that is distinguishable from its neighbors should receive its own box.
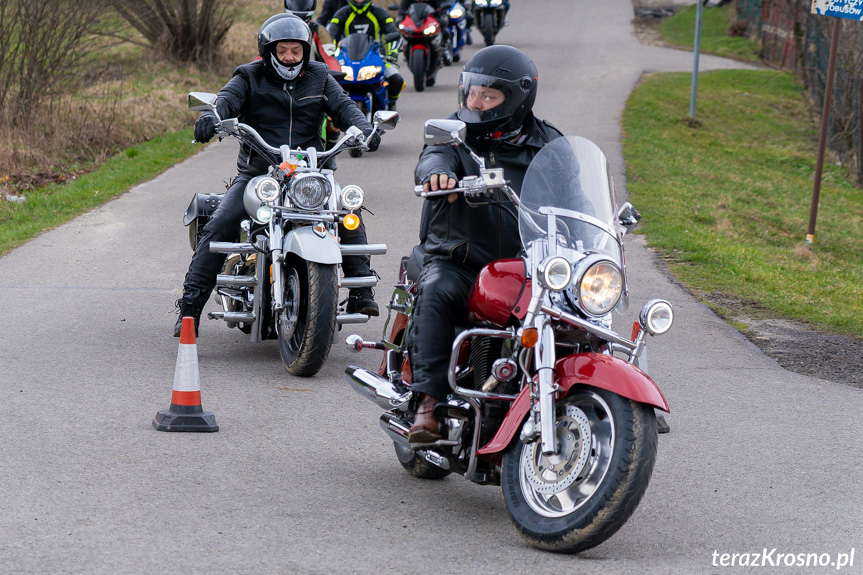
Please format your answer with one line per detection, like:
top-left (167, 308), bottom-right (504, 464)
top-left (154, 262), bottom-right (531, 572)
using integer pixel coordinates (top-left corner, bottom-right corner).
top-left (2, 1), bottom-right (861, 573)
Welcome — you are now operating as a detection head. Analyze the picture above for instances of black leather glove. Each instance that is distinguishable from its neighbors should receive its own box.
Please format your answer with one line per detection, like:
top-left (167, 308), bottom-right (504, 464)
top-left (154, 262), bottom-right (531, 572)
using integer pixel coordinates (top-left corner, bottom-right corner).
top-left (194, 114), bottom-right (217, 143)
top-left (365, 130), bottom-right (381, 152)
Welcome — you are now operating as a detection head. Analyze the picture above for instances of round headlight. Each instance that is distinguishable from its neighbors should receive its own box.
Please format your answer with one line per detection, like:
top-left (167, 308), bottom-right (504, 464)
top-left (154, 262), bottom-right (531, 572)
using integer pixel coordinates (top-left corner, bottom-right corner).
top-left (640, 299), bottom-right (674, 335)
top-left (254, 177), bottom-right (280, 203)
top-left (537, 256), bottom-right (572, 291)
top-left (575, 258), bottom-right (623, 316)
top-left (340, 185), bottom-right (364, 210)
top-left (255, 205), bottom-right (273, 224)
top-left (290, 174), bottom-right (330, 210)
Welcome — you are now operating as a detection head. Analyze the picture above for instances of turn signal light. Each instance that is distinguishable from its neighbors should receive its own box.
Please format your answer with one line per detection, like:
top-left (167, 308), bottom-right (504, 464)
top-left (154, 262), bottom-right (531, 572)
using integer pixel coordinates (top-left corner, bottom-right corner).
top-left (520, 327), bottom-right (539, 348)
top-left (343, 213), bottom-right (360, 230)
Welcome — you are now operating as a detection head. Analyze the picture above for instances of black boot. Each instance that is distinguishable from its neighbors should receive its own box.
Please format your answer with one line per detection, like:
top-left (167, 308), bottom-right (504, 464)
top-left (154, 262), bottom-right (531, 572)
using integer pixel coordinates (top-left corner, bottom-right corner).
top-left (173, 299), bottom-right (202, 337)
top-left (346, 288), bottom-right (379, 317)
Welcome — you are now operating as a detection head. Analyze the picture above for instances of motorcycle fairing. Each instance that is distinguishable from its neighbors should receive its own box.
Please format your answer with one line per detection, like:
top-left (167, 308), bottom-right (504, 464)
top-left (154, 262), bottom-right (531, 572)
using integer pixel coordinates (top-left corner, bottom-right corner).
top-left (283, 226), bottom-right (343, 264)
top-left (477, 352), bottom-right (669, 458)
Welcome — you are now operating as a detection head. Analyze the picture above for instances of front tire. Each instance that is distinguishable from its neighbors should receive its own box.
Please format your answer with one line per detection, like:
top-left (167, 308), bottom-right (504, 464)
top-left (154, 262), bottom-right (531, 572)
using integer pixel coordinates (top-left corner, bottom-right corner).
top-left (482, 12), bottom-right (496, 46)
top-left (410, 49), bottom-right (425, 92)
top-left (278, 259), bottom-right (338, 377)
top-left (501, 387), bottom-right (657, 553)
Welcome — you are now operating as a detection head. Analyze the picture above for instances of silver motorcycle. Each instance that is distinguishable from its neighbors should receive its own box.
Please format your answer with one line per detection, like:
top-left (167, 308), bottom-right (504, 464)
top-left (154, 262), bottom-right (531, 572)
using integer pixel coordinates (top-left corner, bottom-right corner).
top-left (183, 92), bottom-right (397, 376)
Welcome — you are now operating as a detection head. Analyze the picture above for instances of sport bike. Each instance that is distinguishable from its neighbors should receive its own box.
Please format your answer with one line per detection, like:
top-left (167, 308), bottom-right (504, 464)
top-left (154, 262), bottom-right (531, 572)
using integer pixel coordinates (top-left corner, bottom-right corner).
top-left (183, 92), bottom-right (397, 376)
top-left (447, 1), bottom-right (470, 63)
top-left (397, 2), bottom-right (445, 92)
top-left (343, 119), bottom-right (673, 552)
top-left (334, 32), bottom-right (400, 158)
top-left (473, 0), bottom-right (505, 45)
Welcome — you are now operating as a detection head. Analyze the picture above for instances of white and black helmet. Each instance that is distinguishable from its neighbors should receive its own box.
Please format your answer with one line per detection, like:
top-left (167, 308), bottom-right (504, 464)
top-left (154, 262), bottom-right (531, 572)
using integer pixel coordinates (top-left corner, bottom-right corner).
top-left (258, 13), bottom-right (313, 81)
top-left (284, 0), bottom-right (316, 23)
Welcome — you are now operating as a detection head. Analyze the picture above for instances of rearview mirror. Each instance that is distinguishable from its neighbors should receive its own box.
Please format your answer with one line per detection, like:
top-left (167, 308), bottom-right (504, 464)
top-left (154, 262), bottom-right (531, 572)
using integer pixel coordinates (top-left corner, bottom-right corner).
top-left (424, 119), bottom-right (466, 146)
top-left (373, 110), bottom-right (399, 131)
top-left (188, 92), bottom-right (217, 112)
top-left (618, 202), bottom-right (641, 231)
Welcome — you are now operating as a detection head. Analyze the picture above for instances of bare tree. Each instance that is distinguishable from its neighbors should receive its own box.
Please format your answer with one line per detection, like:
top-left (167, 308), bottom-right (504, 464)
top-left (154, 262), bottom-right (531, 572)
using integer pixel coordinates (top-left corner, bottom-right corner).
top-left (110, 0), bottom-right (245, 63)
top-left (0, 0), bottom-right (108, 128)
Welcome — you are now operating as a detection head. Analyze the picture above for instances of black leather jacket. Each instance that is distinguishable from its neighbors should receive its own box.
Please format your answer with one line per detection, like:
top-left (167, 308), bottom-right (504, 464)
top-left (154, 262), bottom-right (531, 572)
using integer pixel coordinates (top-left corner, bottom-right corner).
top-left (414, 113), bottom-right (564, 272)
top-left (210, 59), bottom-right (370, 174)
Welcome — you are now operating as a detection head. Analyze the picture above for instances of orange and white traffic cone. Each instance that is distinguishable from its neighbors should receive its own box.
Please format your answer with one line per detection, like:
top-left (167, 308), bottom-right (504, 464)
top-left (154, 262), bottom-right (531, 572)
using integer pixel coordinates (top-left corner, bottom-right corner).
top-left (153, 316), bottom-right (219, 432)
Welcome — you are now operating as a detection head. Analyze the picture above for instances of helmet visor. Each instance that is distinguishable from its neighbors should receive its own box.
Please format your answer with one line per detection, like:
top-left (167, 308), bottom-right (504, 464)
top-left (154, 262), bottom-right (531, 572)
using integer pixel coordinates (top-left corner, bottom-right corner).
top-left (457, 71), bottom-right (534, 124)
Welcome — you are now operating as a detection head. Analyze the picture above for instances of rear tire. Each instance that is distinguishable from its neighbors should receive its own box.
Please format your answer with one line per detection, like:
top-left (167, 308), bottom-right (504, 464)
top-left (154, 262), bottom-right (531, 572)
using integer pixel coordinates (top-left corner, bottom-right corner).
top-left (278, 259), bottom-right (339, 377)
top-left (501, 387), bottom-right (657, 553)
top-left (482, 12), bottom-right (496, 46)
top-left (394, 441), bottom-right (451, 480)
top-left (410, 49), bottom-right (425, 92)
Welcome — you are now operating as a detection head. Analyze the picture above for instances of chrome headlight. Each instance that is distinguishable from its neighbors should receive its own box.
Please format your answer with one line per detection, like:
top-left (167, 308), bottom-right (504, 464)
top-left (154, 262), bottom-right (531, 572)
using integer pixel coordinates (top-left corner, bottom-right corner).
top-left (640, 299), bottom-right (674, 335)
top-left (254, 177), bottom-right (280, 203)
top-left (340, 185), bottom-right (364, 210)
top-left (341, 65), bottom-right (354, 81)
top-left (573, 256), bottom-right (623, 316)
top-left (255, 205), bottom-right (274, 224)
top-left (357, 65), bottom-right (382, 81)
top-left (536, 256), bottom-right (572, 292)
top-left (289, 173), bottom-right (330, 210)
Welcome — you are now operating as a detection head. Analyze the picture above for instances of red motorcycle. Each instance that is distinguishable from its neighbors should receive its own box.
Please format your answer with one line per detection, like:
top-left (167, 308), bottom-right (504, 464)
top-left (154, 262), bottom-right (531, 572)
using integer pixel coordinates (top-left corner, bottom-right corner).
top-left (396, 2), bottom-right (445, 92)
top-left (344, 119), bottom-right (674, 552)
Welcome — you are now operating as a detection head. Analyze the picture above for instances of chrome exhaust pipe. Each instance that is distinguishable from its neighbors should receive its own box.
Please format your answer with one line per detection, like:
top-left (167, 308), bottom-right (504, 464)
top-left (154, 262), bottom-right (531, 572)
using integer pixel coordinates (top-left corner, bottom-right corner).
top-left (344, 366), bottom-right (411, 410)
top-left (380, 412), bottom-right (411, 445)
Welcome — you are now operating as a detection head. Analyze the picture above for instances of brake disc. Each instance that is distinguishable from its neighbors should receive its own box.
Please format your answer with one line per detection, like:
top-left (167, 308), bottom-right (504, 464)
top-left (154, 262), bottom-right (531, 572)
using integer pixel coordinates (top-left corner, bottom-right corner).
top-left (521, 405), bottom-right (592, 496)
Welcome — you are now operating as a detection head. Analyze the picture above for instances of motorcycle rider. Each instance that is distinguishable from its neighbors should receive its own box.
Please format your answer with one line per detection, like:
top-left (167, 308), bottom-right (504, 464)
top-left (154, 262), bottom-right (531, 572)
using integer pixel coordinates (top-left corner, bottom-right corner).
top-left (406, 45), bottom-right (564, 442)
top-left (397, 0), bottom-right (453, 63)
top-left (317, 0), bottom-right (349, 28)
top-left (327, 0), bottom-right (405, 114)
top-left (174, 13), bottom-right (382, 337)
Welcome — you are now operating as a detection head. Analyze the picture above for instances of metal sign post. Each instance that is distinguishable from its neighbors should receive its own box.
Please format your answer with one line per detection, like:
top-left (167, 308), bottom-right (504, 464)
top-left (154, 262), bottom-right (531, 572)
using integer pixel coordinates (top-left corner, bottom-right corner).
top-left (807, 1), bottom-right (862, 244)
top-left (689, 1), bottom-right (704, 119)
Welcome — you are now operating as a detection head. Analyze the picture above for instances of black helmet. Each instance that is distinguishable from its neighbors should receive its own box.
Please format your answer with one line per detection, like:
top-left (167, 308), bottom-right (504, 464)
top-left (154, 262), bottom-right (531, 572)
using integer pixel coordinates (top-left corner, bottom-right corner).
top-left (347, 0), bottom-right (373, 10)
top-left (457, 45), bottom-right (538, 141)
top-left (257, 13), bottom-right (313, 81)
top-left (284, 0), bottom-right (316, 23)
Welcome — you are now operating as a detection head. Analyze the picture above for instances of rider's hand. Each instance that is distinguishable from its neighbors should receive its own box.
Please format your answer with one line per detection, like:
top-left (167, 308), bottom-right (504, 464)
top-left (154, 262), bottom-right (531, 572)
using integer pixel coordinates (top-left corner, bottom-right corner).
top-left (365, 131), bottom-right (381, 152)
top-left (194, 115), bottom-right (216, 144)
top-left (423, 173), bottom-right (457, 195)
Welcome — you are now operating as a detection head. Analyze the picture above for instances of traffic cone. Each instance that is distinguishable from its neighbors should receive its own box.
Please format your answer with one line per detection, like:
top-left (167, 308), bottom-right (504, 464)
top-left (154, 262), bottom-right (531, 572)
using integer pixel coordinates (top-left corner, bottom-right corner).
top-left (153, 316), bottom-right (219, 432)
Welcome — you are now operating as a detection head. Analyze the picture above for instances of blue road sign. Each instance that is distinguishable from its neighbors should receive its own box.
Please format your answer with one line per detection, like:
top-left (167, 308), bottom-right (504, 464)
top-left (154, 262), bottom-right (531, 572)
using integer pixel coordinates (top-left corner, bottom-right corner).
top-left (811, 0), bottom-right (863, 20)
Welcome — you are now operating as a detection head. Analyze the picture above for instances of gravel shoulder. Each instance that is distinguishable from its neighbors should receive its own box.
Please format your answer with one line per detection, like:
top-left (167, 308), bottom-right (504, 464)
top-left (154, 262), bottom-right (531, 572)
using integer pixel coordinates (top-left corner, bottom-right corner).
top-left (629, 0), bottom-right (863, 389)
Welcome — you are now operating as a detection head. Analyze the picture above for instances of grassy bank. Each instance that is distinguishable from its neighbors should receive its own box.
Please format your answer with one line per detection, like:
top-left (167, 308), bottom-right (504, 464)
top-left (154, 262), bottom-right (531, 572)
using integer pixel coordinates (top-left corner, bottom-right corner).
top-left (0, 129), bottom-right (197, 256)
top-left (658, 4), bottom-right (761, 62)
top-left (622, 69), bottom-right (863, 337)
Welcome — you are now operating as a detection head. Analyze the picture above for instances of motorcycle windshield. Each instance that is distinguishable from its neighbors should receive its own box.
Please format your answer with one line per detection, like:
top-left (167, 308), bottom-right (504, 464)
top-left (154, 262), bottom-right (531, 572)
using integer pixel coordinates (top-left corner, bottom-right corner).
top-left (408, 3), bottom-right (435, 24)
top-left (340, 33), bottom-right (375, 62)
top-left (518, 136), bottom-right (623, 265)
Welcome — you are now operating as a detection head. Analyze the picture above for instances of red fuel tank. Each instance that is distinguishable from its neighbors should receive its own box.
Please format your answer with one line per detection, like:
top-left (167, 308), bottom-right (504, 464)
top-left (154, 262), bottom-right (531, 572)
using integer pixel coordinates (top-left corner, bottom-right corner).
top-left (467, 258), bottom-right (531, 328)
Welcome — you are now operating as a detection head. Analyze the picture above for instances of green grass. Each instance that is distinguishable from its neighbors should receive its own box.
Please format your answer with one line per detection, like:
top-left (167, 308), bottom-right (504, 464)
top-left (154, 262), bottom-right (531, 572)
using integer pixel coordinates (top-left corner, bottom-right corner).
top-left (622, 69), bottom-right (863, 337)
top-left (658, 4), bottom-right (761, 62)
top-left (0, 128), bottom-right (199, 256)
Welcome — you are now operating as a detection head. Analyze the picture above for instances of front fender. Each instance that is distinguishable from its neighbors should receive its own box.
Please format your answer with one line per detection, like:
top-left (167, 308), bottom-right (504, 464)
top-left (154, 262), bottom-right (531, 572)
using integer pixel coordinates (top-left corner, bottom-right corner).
top-left (477, 352), bottom-right (669, 458)
top-left (283, 227), bottom-right (343, 264)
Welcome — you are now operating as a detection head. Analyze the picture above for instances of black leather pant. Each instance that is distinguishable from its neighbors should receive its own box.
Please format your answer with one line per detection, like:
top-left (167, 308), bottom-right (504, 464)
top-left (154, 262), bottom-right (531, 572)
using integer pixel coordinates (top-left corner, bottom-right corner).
top-left (406, 258), bottom-right (477, 401)
top-left (181, 173), bottom-right (371, 309)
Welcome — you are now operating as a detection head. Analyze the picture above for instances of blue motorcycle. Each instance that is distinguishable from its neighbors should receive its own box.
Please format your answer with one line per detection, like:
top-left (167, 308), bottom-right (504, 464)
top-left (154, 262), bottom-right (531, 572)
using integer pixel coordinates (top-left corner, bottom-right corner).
top-left (335, 33), bottom-right (391, 158)
top-left (447, 0), bottom-right (471, 63)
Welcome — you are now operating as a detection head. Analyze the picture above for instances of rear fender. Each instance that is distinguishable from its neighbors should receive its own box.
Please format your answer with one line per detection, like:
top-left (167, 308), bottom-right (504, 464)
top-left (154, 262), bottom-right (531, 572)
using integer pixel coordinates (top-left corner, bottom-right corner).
top-left (283, 227), bottom-right (342, 264)
top-left (477, 352), bottom-right (669, 458)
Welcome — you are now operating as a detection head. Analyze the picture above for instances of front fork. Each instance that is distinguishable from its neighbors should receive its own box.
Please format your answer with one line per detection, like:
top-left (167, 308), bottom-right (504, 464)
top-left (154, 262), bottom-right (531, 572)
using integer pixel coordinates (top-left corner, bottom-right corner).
top-left (270, 222), bottom-right (285, 311)
top-left (535, 315), bottom-right (560, 455)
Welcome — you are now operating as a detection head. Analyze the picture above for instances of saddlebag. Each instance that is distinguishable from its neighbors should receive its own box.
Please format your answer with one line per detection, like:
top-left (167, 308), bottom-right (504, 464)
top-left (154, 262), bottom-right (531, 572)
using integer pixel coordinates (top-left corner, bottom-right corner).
top-left (183, 192), bottom-right (223, 250)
